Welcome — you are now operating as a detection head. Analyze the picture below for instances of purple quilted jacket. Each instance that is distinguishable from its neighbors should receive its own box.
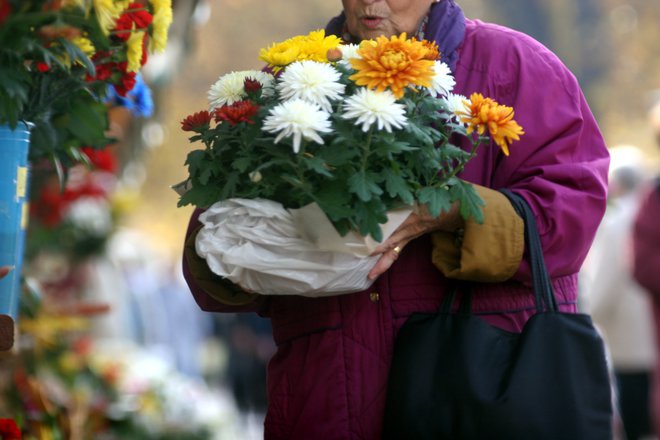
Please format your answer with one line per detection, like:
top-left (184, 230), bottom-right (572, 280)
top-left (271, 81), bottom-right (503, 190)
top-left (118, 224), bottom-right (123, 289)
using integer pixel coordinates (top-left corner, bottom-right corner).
top-left (183, 2), bottom-right (609, 438)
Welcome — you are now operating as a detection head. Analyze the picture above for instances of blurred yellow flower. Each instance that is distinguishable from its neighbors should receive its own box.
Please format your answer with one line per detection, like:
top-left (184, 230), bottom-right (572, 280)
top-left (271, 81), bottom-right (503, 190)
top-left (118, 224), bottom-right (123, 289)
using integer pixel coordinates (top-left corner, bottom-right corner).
top-left (73, 36), bottom-right (95, 57)
top-left (349, 33), bottom-right (435, 99)
top-left (20, 314), bottom-right (89, 348)
top-left (149, 0), bottom-right (173, 52)
top-left (126, 30), bottom-right (145, 72)
top-left (93, 0), bottom-right (121, 35)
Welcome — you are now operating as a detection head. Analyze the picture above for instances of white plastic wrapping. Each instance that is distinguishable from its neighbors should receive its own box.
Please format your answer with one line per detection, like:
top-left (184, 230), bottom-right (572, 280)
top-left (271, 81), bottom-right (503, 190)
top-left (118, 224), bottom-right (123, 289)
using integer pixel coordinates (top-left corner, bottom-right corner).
top-left (195, 199), bottom-right (411, 296)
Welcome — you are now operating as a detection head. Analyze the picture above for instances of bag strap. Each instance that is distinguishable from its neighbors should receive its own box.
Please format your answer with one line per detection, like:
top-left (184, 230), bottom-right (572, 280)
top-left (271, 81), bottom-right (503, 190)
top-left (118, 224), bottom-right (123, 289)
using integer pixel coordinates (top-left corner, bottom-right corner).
top-left (498, 189), bottom-right (558, 312)
top-left (440, 189), bottom-right (558, 314)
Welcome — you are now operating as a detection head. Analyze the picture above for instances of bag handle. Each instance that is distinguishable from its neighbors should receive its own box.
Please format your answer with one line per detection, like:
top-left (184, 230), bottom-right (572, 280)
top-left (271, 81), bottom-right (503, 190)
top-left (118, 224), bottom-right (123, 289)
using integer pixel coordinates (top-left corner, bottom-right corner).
top-left (440, 189), bottom-right (558, 314)
top-left (498, 189), bottom-right (558, 312)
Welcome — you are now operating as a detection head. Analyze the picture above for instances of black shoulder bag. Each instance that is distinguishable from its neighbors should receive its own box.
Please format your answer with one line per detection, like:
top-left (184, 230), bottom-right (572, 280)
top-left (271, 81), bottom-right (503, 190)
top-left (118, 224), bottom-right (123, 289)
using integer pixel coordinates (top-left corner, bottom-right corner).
top-left (383, 189), bottom-right (613, 439)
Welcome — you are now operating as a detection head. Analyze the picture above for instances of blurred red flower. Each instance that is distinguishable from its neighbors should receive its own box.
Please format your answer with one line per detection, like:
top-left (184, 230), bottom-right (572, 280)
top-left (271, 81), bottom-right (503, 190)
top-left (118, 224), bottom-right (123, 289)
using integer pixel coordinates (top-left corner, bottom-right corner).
top-left (0, 418), bottom-right (21, 439)
top-left (81, 147), bottom-right (118, 174)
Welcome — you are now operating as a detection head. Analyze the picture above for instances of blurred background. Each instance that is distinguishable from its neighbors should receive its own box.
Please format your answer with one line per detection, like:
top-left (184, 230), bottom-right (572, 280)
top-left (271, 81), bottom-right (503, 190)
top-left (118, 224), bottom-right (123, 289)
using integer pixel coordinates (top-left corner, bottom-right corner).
top-left (2, 0), bottom-right (660, 438)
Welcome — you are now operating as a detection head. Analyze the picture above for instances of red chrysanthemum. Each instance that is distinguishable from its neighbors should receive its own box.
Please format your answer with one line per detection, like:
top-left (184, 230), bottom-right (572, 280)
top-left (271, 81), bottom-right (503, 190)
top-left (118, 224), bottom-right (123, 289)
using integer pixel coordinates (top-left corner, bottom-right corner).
top-left (0, 418), bottom-right (21, 440)
top-left (214, 100), bottom-right (260, 126)
top-left (81, 147), bottom-right (118, 174)
top-left (181, 110), bottom-right (212, 132)
top-left (243, 78), bottom-right (262, 94)
top-left (36, 62), bottom-right (50, 73)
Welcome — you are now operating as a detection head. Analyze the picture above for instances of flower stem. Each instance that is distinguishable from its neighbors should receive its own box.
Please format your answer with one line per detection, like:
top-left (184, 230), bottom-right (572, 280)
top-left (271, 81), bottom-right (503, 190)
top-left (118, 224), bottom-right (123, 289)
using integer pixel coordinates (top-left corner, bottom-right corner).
top-left (442, 137), bottom-right (483, 183)
top-left (361, 128), bottom-right (374, 172)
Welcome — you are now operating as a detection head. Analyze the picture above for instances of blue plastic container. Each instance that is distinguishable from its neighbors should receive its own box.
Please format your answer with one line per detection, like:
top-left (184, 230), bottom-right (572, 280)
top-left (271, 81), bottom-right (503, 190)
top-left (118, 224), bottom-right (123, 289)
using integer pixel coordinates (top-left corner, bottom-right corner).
top-left (0, 123), bottom-right (31, 320)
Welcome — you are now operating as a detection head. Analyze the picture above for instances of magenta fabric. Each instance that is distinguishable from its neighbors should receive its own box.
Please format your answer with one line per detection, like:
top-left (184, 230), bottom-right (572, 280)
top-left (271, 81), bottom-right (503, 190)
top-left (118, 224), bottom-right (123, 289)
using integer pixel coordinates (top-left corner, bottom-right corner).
top-left (182, 3), bottom-right (609, 439)
top-left (632, 183), bottom-right (660, 436)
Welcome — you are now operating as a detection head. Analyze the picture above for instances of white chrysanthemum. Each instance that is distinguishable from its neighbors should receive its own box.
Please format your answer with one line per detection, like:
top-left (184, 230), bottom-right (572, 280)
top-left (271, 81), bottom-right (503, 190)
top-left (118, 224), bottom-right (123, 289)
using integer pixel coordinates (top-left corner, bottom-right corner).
top-left (262, 99), bottom-right (332, 153)
top-left (427, 61), bottom-right (456, 97)
top-left (65, 197), bottom-right (112, 235)
top-left (277, 60), bottom-right (345, 112)
top-left (342, 88), bottom-right (407, 133)
top-left (208, 70), bottom-right (275, 110)
top-left (444, 92), bottom-right (470, 122)
top-left (338, 44), bottom-right (362, 66)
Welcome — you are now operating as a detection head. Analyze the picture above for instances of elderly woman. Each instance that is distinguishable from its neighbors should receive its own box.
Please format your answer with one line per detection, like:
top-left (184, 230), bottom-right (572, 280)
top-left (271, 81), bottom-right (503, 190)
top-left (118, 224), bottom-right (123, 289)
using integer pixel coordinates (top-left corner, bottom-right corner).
top-left (183, 0), bottom-right (609, 438)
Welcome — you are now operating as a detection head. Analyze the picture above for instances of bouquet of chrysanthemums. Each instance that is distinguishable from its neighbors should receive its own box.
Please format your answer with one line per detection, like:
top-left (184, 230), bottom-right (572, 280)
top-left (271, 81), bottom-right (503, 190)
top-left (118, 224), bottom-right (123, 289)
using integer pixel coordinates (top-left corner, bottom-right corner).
top-left (177, 30), bottom-right (523, 296)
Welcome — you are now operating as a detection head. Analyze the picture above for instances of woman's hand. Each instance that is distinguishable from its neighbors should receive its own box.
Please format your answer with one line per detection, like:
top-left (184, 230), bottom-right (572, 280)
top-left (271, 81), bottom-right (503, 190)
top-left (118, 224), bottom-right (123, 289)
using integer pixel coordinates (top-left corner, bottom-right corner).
top-left (367, 202), bottom-right (464, 280)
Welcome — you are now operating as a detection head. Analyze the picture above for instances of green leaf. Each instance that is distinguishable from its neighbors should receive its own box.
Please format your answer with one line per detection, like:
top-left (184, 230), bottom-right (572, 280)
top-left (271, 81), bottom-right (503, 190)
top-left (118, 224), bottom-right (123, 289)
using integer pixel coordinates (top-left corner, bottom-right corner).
top-left (405, 121), bottom-right (434, 147)
top-left (178, 184), bottom-right (219, 208)
top-left (354, 199), bottom-right (388, 242)
top-left (384, 173), bottom-right (414, 204)
top-left (66, 100), bottom-right (108, 145)
top-left (232, 157), bottom-right (252, 173)
top-left (319, 144), bottom-right (359, 167)
top-left (303, 155), bottom-right (333, 177)
top-left (348, 171), bottom-right (383, 202)
top-left (449, 180), bottom-right (485, 223)
top-left (199, 167), bottom-right (213, 185)
top-left (315, 183), bottom-right (354, 221)
top-left (220, 173), bottom-right (239, 199)
top-left (417, 187), bottom-right (453, 218)
top-left (185, 149), bottom-right (207, 172)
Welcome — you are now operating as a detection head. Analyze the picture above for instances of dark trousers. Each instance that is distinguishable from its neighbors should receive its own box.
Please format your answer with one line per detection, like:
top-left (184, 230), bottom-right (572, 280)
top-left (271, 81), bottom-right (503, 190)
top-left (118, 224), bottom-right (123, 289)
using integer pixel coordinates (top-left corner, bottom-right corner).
top-left (615, 371), bottom-right (652, 440)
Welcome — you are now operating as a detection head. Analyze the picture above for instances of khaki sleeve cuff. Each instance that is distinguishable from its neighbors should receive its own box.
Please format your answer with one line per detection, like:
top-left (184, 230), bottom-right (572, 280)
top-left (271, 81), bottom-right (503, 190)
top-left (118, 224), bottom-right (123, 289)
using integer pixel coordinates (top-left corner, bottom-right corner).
top-left (431, 185), bottom-right (524, 282)
top-left (184, 225), bottom-right (260, 306)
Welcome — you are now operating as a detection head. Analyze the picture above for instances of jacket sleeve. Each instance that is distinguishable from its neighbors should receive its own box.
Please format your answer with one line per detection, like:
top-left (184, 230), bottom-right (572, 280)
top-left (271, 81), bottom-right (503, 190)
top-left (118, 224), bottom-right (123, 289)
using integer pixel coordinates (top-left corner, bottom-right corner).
top-left (488, 39), bottom-right (609, 282)
top-left (632, 187), bottom-right (660, 296)
top-left (182, 208), bottom-right (270, 314)
top-left (431, 184), bottom-right (524, 281)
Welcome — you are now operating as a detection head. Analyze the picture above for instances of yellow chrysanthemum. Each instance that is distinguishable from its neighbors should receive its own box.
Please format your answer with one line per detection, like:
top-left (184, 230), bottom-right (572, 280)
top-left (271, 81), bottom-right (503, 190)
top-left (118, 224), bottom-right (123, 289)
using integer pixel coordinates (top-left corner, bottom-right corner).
top-left (93, 0), bottom-right (121, 35)
top-left (259, 29), bottom-right (342, 71)
top-left (126, 30), bottom-right (145, 72)
top-left (73, 36), bottom-right (95, 57)
top-left (349, 33), bottom-right (436, 99)
top-left (459, 93), bottom-right (525, 156)
top-left (149, 0), bottom-right (173, 52)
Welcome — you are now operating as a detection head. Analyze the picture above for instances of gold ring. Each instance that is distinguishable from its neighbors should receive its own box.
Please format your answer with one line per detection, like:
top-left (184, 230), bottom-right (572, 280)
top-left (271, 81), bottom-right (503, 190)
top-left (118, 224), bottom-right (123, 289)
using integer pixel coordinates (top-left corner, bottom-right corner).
top-left (392, 246), bottom-right (402, 255)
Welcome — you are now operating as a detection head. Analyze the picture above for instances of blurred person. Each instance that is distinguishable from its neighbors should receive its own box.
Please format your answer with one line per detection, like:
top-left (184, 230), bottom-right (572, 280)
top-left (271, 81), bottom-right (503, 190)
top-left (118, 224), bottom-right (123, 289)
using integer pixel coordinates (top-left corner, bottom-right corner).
top-left (183, 0), bottom-right (610, 437)
top-left (633, 100), bottom-right (660, 437)
top-left (584, 146), bottom-right (655, 440)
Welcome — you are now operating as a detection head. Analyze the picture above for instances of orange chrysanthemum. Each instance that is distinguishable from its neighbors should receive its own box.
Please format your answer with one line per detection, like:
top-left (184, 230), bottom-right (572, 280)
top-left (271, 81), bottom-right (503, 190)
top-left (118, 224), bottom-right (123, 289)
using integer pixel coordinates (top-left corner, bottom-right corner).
top-left (349, 33), bottom-right (436, 99)
top-left (459, 93), bottom-right (524, 156)
top-left (419, 39), bottom-right (440, 61)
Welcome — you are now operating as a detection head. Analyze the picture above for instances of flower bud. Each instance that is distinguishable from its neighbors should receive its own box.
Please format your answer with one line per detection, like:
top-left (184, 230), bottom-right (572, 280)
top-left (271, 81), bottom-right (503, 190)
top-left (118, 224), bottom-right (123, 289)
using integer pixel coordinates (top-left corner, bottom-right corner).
top-left (326, 48), bottom-right (343, 62)
top-left (249, 171), bottom-right (263, 183)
